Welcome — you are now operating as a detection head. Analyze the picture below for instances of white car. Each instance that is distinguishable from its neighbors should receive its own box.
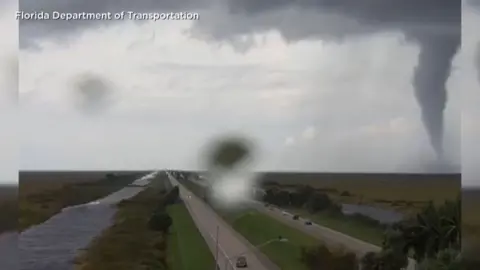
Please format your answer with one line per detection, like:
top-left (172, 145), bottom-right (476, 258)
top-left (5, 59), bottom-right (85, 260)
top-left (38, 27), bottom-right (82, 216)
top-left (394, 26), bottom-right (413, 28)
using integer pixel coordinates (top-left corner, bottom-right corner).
top-left (282, 211), bottom-right (288, 216)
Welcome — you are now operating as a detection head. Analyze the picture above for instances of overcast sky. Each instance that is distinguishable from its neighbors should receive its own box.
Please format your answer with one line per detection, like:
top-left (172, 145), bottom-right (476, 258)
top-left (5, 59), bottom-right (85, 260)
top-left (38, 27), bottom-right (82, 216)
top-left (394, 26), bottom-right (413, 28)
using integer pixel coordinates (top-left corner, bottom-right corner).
top-left (0, 0), bottom-right (478, 186)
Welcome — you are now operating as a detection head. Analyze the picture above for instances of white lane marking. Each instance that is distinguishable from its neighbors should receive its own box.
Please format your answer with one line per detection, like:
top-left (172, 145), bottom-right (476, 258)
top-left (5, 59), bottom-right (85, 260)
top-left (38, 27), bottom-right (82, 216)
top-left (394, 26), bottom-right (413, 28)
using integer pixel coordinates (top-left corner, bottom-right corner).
top-left (208, 231), bottom-right (236, 270)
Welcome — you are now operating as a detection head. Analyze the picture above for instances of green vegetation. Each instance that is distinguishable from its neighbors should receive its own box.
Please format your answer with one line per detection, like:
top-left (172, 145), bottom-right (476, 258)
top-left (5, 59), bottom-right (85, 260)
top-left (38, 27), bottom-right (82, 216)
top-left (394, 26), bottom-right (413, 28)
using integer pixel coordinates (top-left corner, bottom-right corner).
top-left (19, 173), bottom-right (141, 230)
top-left (221, 208), bottom-right (318, 270)
top-left (361, 198), bottom-right (462, 270)
top-left (177, 172), bottom-right (470, 270)
top-left (263, 185), bottom-right (386, 245)
top-left (75, 185), bottom-right (169, 270)
top-left (166, 204), bottom-right (215, 270)
top-left (76, 177), bottom-right (215, 270)
top-left (301, 245), bottom-right (358, 270)
top-left (290, 208), bottom-right (385, 246)
top-left (178, 177), bottom-right (358, 270)
top-left (260, 172), bottom-right (460, 214)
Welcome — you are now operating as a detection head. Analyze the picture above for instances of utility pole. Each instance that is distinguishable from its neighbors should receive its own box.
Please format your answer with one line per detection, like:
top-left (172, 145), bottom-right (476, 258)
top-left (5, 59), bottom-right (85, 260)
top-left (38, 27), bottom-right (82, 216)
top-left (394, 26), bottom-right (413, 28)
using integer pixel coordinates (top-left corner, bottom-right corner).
top-left (214, 225), bottom-right (219, 270)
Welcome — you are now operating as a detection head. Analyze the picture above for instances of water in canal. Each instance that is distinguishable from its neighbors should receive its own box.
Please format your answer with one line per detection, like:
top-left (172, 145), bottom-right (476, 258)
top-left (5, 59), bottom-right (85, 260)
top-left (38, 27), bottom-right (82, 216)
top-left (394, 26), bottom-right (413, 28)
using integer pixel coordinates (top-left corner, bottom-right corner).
top-left (341, 203), bottom-right (404, 224)
top-left (0, 173), bottom-right (156, 270)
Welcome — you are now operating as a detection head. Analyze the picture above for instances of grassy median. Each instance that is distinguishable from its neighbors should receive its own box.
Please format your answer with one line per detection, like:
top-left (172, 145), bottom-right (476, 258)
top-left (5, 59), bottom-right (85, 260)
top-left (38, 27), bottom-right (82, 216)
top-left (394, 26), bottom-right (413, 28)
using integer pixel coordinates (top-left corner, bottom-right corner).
top-left (285, 208), bottom-right (384, 246)
top-left (218, 208), bottom-right (317, 270)
top-left (166, 204), bottom-right (215, 270)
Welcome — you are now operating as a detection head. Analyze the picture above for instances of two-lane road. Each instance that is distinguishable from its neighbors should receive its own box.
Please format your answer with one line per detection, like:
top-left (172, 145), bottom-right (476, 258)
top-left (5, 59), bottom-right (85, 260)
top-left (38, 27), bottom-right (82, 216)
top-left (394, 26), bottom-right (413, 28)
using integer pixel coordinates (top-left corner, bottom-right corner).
top-left (167, 173), bottom-right (276, 270)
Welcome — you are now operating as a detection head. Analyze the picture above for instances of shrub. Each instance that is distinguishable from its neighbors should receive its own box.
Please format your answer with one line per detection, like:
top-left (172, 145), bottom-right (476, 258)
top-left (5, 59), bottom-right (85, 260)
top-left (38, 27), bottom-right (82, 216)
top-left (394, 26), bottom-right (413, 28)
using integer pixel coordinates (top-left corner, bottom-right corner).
top-left (418, 248), bottom-right (462, 270)
top-left (306, 192), bottom-right (333, 213)
top-left (301, 244), bottom-right (358, 270)
top-left (360, 249), bottom-right (408, 270)
top-left (148, 210), bottom-right (172, 233)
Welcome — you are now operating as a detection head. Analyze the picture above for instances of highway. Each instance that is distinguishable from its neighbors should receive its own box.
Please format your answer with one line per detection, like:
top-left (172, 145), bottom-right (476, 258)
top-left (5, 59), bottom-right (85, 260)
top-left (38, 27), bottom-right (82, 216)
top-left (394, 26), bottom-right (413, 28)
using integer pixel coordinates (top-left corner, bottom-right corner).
top-left (188, 177), bottom-right (416, 270)
top-left (166, 172), bottom-right (277, 270)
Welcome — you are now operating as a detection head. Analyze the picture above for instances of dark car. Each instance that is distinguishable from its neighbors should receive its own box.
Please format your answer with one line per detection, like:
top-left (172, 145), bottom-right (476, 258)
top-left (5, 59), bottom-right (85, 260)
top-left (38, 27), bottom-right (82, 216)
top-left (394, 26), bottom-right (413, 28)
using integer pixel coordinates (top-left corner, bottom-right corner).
top-left (305, 220), bottom-right (312, 225)
top-left (293, 215), bottom-right (299, 220)
top-left (236, 256), bottom-right (247, 267)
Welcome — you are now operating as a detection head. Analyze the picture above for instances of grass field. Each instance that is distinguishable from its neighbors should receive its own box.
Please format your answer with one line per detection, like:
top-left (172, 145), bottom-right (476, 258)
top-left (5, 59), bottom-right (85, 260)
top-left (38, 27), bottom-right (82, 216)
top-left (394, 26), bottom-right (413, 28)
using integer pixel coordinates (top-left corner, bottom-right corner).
top-left (166, 204), bottom-right (215, 270)
top-left (19, 171), bottom-right (150, 196)
top-left (220, 208), bottom-right (319, 270)
top-left (285, 208), bottom-right (385, 246)
top-left (258, 172), bottom-right (461, 215)
top-left (19, 171), bottom-right (147, 230)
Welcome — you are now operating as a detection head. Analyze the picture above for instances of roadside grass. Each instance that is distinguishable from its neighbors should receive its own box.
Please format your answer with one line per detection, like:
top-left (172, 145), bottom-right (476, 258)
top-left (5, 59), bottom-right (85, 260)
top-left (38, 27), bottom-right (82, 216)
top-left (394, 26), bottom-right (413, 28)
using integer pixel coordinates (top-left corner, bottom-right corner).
top-left (19, 173), bottom-right (142, 231)
top-left (166, 204), bottom-right (215, 270)
top-left (217, 207), bottom-right (318, 270)
top-left (284, 208), bottom-right (385, 246)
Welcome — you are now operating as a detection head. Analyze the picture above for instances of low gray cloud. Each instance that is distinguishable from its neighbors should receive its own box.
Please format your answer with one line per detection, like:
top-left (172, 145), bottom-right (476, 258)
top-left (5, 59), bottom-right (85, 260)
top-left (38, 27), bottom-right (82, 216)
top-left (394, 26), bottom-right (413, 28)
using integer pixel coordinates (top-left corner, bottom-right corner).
top-left (476, 44), bottom-right (480, 82)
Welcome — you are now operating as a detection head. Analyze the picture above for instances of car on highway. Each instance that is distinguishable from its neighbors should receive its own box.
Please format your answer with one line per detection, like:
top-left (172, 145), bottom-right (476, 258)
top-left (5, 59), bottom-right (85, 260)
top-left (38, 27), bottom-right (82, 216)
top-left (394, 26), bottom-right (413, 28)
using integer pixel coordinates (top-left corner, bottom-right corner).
top-left (293, 214), bottom-right (299, 220)
top-left (304, 220), bottom-right (312, 225)
top-left (282, 211), bottom-right (288, 216)
top-left (236, 256), bottom-right (247, 268)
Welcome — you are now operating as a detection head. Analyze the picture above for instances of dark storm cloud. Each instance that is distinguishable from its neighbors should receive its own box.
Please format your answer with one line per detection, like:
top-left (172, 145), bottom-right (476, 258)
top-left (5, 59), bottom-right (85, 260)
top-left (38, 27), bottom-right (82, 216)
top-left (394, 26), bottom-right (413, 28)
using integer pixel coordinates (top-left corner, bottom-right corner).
top-left (18, 0), bottom-right (209, 48)
top-left (189, 0), bottom-right (460, 159)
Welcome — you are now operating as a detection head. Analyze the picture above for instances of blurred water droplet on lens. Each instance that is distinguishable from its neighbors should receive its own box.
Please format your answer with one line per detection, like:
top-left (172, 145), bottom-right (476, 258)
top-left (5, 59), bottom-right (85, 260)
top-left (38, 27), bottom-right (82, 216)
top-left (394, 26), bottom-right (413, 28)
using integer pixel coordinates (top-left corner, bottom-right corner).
top-left (72, 73), bottom-right (112, 114)
top-left (207, 136), bottom-right (252, 171)
top-left (203, 135), bottom-right (258, 210)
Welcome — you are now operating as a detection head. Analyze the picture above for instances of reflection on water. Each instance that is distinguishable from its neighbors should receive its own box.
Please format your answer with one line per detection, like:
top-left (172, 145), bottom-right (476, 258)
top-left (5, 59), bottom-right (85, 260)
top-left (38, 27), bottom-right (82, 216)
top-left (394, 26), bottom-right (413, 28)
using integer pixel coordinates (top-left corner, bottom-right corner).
top-left (341, 203), bottom-right (404, 224)
top-left (0, 184), bottom-right (148, 270)
top-left (19, 203), bottom-right (116, 270)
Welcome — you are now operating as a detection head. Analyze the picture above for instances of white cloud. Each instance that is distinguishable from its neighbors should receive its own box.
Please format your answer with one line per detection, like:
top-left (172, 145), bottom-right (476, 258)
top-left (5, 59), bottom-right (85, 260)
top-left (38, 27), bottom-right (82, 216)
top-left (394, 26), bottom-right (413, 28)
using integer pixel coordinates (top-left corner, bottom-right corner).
top-left (284, 137), bottom-right (296, 146)
top-left (15, 3), bottom-right (474, 185)
top-left (301, 126), bottom-right (316, 140)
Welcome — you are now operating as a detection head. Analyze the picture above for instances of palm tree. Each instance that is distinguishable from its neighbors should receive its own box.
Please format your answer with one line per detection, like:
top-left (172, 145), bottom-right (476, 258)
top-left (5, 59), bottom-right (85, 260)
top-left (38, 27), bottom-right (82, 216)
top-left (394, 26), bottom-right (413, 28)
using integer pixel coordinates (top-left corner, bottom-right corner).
top-left (393, 198), bottom-right (461, 262)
